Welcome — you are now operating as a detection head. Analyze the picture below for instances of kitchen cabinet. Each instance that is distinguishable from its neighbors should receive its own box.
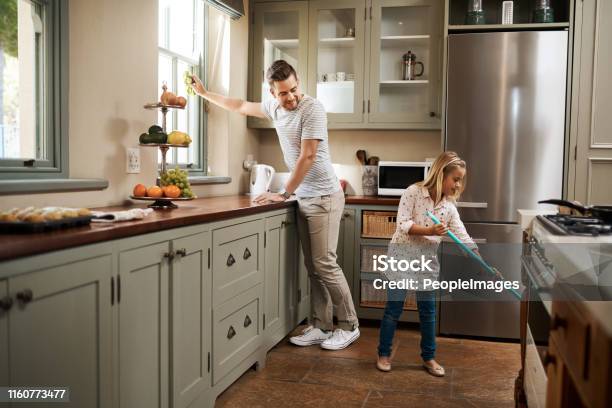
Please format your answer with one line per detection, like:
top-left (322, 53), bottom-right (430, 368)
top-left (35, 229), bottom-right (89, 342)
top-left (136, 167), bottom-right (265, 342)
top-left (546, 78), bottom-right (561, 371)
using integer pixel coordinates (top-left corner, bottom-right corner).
top-left (569, 0), bottom-right (612, 204)
top-left (250, 0), bottom-right (443, 129)
top-left (3, 247), bottom-right (114, 408)
top-left (0, 205), bottom-right (302, 408)
top-left (117, 227), bottom-right (211, 408)
top-left (249, 1), bottom-right (309, 129)
top-left (170, 232), bottom-right (211, 408)
top-left (368, 0), bottom-right (442, 126)
top-left (118, 240), bottom-right (171, 408)
top-left (0, 279), bottom-right (9, 389)
top-left (307, 0), bottom-right (367, 124)
top-left (264, 211), bottom-right (297, 345)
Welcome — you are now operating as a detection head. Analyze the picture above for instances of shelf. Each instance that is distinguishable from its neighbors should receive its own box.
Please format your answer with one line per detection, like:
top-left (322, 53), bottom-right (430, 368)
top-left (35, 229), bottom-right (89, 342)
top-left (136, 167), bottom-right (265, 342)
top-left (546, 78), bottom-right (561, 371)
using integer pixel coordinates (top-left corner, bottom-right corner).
top-left (448, 22), bottom-right (569, 32)
top-left (360, 302), bottom-right (417, 311)
top-left (381, 35), bottom-right (430, 46)
top-left (319, 37), bottom-right (355, 48)
top-left (268, 38), bottom-right (299, 49)
top-left (316, 80), bottom-right (355, 88)
top-left (379, 80), bottom-right (429, 86)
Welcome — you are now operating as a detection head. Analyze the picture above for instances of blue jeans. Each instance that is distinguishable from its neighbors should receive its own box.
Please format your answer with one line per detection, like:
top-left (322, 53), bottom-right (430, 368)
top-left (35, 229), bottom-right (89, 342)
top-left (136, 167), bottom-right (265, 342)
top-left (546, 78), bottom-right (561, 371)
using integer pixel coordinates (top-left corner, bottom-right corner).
top-left (377, 289), bottom-right (437, 361)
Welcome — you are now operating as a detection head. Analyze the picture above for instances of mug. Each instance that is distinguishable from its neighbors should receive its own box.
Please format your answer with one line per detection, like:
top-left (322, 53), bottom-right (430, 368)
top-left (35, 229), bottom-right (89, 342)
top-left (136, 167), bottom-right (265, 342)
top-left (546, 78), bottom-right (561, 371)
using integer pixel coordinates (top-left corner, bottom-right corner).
top-left (326, 72), bottom-right (337, 82)
top-left (336, 72), bottom-right (346, 81)
top-left (320, 73), bottom-right (328, 82)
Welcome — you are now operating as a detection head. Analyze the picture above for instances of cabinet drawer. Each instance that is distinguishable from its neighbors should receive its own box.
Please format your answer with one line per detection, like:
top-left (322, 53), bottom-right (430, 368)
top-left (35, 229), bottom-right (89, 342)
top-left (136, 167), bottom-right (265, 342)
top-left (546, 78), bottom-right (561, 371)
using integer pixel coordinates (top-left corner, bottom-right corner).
top-left (550, 302), bottom-right (591, 387)
top-left (212, 284), bottom-right (262, 385)
top-left (212, 220), bottom-right (263, 306)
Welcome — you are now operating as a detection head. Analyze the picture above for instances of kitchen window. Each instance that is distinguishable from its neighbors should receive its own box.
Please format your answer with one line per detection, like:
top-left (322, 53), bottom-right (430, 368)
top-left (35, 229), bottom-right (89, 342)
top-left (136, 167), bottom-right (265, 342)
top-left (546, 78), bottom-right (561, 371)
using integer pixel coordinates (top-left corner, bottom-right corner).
top-left (158, 0), bottom-right (207, 173)
top-left (0, 0), bottom-right (68, 179)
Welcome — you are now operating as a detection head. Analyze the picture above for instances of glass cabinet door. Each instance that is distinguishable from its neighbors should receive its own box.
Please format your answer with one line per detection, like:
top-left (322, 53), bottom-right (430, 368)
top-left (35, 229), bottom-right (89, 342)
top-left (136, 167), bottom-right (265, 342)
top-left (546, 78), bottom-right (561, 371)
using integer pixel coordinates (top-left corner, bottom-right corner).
top-left (368, 0), bottom-right (442, 127)
top-left (251, 2), bottom-right (309, 128)
top-left (308, 0), bottom-right (366, 124)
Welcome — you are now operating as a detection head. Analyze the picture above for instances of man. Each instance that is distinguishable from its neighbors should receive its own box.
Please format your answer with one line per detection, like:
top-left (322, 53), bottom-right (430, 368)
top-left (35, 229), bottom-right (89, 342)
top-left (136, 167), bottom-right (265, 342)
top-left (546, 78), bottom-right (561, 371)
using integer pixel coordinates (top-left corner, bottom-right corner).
top-left (189, 60), bottom-right (359, 350)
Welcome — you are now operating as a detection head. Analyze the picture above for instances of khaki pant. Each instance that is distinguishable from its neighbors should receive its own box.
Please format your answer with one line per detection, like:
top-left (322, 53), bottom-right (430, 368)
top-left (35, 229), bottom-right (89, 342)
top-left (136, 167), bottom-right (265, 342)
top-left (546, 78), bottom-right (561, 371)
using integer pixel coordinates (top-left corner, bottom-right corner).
top-left (297, 190), bottom-right (359, 331)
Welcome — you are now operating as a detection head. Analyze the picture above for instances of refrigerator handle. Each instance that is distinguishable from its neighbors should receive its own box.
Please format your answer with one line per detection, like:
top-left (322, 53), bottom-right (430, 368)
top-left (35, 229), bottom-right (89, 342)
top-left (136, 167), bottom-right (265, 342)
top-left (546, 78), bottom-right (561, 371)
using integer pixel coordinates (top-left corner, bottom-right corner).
top-left (456, 202), bottom-right (488, 208)
top-left (442, 237), bottom-right (487, 244)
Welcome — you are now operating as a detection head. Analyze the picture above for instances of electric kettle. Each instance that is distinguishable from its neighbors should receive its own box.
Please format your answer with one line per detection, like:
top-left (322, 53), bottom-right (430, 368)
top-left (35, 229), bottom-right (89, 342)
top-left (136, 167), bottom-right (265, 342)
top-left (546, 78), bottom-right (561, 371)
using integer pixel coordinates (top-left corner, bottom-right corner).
top-left (249, 164), bottom-right (275, 196)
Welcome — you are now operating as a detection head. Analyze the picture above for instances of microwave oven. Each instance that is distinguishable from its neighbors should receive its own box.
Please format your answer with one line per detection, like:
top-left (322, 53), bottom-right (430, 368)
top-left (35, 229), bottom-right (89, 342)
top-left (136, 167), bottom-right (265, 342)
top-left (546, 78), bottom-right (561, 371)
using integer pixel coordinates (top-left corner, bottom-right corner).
top-left (377, 161), bottom-right (431, 196)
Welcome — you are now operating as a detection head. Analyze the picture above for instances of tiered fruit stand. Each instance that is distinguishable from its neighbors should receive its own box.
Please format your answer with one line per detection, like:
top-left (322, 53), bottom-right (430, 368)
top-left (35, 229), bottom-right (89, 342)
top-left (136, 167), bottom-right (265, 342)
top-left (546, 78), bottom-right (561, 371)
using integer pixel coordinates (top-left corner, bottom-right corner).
top-left (130, 98), bottom-right (195, 209)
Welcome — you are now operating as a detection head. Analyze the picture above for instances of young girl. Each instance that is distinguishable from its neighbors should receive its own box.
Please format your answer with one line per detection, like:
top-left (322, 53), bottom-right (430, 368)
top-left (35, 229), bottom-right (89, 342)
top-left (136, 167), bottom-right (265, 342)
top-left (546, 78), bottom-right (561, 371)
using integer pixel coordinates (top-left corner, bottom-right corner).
top-left (376, 151), bottom-right (478, 377)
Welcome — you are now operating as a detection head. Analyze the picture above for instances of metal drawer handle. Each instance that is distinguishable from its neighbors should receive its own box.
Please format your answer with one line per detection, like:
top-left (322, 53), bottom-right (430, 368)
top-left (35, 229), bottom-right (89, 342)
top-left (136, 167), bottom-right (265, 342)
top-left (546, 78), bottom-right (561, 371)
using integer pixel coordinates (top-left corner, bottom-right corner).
top-left (227, 254), bottom-right (236, 267)
top-left (551, 315), bottom-right (567, 330)
top-left (456, 202), bottom-right (488, 209)
top-left (176, 248), bottom-right (187, 257)
top-left (243, 248), bottom-right (251, 260)
top-left (163, 251), bottom-right (175, 261)
top-left (227, 326), bottom-right (236, 339)
top-left (244, 315), bottom-right (252, 328)
top-left (0, 296), bottom-right (13, 311)
top-left (543, 351), bottom-right (556, 366)
top-left (281, 220), bottom-right (293, 227)
top-left (16, 289), bottom-right (33, 304)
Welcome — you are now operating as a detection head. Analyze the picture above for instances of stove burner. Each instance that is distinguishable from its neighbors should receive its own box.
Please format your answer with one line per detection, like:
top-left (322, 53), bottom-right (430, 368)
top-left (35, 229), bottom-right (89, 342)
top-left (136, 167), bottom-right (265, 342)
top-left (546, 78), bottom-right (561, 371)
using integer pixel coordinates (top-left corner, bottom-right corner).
top-left (540, 214), bottom-right (612, 236)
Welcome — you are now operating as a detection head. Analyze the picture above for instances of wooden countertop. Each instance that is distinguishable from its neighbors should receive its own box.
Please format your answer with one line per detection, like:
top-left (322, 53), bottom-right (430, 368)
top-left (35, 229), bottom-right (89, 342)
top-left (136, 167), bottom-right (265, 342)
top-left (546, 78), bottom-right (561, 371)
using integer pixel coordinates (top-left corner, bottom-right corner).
top-left (345, 195), bottom-right (400, 205)
top-left (0, 196), bottom-right (295, 262)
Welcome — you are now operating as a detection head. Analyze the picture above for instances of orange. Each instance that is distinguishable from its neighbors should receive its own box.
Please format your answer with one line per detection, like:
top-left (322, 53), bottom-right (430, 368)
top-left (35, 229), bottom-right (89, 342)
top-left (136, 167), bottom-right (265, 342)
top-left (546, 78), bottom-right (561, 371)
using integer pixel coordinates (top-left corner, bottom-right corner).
top-left (163, 185), bottom-right (181, 198)
top-left (147, 186), bottom-right (163, 198)
top-left (133, 183), bottom-right (147, 197)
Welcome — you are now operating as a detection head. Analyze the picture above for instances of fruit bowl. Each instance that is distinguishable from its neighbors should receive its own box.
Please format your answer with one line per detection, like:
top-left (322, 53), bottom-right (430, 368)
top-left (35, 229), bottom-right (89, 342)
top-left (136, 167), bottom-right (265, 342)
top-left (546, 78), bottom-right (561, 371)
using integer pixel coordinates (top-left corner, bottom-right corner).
top-left (129, 195), bottom-right (196, 209)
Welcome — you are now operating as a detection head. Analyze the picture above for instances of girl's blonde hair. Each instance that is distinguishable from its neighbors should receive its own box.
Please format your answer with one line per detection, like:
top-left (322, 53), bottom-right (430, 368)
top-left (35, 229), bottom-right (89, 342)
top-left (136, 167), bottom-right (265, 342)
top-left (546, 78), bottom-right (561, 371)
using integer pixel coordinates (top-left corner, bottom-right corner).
top-left (417, 151), bottom-right (466, 204)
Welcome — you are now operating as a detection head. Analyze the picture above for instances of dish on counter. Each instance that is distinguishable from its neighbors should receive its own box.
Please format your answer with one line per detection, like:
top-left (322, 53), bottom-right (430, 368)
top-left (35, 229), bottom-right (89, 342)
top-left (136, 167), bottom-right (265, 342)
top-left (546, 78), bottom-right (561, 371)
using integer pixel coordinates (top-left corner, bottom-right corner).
top-left (0, 207), bottom-right (94, 233)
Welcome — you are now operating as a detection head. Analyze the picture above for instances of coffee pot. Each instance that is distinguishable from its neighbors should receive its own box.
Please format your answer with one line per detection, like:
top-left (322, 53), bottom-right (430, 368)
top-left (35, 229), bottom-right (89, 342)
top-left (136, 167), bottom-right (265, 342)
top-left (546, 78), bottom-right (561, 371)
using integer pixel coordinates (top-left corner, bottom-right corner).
top-left (402, 51), bottom-right (424, 80)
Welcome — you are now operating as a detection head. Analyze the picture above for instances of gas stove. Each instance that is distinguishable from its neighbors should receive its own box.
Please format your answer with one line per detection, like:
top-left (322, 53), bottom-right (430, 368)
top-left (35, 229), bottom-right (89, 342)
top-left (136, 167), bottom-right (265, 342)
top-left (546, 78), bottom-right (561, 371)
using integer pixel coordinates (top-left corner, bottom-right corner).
top-left (526, 215), bottom-right (612, 300)
top-left (537, 214), bottom-right (612, 236)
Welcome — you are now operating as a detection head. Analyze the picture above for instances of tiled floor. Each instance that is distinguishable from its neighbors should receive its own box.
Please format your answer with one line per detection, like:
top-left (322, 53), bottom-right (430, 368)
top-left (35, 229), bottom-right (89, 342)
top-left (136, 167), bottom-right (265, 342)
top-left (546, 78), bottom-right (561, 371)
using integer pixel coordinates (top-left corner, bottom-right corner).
top-left (215, 322), bottom-right (520, 407)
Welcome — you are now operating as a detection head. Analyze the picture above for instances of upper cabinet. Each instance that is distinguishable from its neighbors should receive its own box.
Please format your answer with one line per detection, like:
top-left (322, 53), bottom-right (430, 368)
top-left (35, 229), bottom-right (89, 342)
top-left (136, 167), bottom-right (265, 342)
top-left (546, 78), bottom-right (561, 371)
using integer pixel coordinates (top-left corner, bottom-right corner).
top-left (249, 0), bottom-right (443, 130)
top-left (307, 0), bottom-right (367, 124)
top-left (249, 1), bottom-right (309, 129)
top-left (368, 0), bottom-right (442, 126)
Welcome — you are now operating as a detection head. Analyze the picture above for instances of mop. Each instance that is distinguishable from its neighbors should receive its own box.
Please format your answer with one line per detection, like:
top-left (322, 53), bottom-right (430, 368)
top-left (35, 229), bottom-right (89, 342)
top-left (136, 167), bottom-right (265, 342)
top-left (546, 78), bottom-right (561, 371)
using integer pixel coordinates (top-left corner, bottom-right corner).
top-left (426, 211), bottom-right (522, 300)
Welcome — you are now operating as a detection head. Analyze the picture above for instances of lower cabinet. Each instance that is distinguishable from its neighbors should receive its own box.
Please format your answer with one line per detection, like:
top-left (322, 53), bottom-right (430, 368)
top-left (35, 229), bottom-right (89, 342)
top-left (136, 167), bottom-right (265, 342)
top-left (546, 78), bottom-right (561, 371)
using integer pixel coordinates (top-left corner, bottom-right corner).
top-left (0, 208), bottom-right (302, 408)
top-left (118, 240), bottom-right (171, 408)
top-left (2, 247), bottom-right (114, 408)
top-left (212, 283), bottom-right (263, 384)
top-left (0, 279), bottom-right (8, 387)
top-left (171, 232), bottom-right (212, 408)
top-left (264, 211), bottom-right (297, 345)
top-left (117, 227), bottom-right (211, 408)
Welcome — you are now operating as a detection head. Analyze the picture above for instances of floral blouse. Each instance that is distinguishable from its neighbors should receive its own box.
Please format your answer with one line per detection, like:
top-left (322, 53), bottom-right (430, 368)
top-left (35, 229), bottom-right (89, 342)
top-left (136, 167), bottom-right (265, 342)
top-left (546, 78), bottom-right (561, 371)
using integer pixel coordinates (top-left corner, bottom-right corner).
top-left (391, 184), bottom-right (476, 249)
top-left (383, 184), bottom-right (476, 283)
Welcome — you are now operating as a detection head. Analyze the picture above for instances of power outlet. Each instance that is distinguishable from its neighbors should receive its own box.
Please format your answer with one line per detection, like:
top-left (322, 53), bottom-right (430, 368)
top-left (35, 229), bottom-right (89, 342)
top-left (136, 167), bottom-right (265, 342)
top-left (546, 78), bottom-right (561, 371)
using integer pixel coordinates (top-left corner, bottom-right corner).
top-left (126, 147), bottom-right (140, 173)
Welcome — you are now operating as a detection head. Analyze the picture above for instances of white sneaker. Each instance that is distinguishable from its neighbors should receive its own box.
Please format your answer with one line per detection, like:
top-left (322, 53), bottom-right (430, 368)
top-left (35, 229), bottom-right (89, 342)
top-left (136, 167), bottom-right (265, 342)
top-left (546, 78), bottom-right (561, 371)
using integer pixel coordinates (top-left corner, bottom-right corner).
top-left (289, 326), bottom-right (332, 346)
top-left (320, 327), bottom-right (360, 350)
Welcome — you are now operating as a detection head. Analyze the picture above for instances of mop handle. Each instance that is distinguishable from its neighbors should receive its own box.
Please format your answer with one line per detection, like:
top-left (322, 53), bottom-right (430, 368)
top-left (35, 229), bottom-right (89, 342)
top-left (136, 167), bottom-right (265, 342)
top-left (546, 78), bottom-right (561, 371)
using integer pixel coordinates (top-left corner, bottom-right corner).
top-left (426, 211), bottom-right (521, 300)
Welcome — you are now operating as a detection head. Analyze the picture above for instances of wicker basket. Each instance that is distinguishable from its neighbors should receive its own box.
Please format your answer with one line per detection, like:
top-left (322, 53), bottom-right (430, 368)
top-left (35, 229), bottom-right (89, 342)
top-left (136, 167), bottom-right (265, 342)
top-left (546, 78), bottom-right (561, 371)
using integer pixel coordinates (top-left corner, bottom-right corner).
top-left (360, 245), bottom-right (388, 273)
top-left (362, 211), bottom-right (397, 238)
top-left (360, 280), bottom-right (417, 310)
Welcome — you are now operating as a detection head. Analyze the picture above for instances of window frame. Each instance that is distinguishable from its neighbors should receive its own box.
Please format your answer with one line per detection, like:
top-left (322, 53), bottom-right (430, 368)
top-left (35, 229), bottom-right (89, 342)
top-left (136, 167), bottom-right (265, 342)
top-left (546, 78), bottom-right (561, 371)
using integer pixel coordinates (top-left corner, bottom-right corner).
top-left (0, 0), bottom-right (69, 180)
top-left (157, 0), bottom-right (208, 176)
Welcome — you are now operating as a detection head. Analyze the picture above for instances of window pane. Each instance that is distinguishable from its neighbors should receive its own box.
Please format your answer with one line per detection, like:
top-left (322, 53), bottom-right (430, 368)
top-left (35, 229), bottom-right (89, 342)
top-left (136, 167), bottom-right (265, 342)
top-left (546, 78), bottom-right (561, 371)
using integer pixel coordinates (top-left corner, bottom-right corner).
top-left (159, 0), bottom-right (169, 48)
top-left (168, 0), bottom-right (196, 58)
top-left (0, 0), bottom-right (45, 160)
top-left (158, 53), bottom-right (173, 130)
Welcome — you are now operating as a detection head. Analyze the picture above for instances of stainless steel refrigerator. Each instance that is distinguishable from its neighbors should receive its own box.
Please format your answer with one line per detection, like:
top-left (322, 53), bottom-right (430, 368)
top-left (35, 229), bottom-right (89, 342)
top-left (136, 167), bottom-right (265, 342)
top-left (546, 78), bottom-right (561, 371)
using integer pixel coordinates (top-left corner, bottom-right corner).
top-left (440, 30), bottom-right (568, 339)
